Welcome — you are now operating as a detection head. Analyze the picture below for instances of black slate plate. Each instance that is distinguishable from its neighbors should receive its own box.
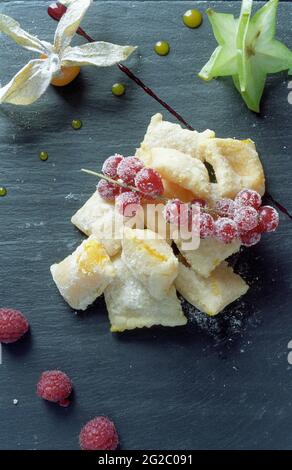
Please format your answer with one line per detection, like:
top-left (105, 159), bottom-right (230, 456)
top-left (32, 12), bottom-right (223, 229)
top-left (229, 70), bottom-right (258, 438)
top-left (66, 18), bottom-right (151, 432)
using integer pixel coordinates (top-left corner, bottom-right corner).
top-left (0, 0), bottom-right (292, 450)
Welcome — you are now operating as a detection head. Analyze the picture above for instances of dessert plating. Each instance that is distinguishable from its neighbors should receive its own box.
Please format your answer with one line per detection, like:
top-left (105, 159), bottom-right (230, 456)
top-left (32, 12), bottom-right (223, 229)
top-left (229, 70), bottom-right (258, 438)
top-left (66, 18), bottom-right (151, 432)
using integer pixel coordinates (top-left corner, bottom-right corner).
top-left (51, 113), bottom-right (278, 331)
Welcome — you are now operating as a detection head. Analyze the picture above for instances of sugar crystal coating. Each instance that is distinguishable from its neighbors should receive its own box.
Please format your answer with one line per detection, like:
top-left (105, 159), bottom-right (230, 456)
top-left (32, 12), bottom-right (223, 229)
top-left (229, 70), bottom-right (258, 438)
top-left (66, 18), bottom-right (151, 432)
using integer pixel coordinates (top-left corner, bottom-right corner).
top-left (135, 167), bottom-right (164, 198)
top-left (117, 156), bottom-right (144, 185)
top-left (97, 179), bottom-right (120, 201)
top-left (102, 154), bottom-right (124, 179)
top-left (258, 205), bottom-right (279, 232)
top-left (235, 189), bottom-right (262, 209)
top-left (115, 191), bottom-right (141, 217)
top-left (214, 217), bottom-right (239, 244)
top-left (233, 206), bottom-right (259, 232)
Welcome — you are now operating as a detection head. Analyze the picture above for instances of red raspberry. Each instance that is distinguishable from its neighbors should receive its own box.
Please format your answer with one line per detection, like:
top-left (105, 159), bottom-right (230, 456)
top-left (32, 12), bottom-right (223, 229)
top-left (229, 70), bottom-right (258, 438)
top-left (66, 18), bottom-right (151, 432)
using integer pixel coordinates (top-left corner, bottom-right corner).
top-left (115, 191), bottom-right (141, 217)
top-left (0, 308), bottom-right (29, 344)
top-left (258, 205), bottom-right (279, 233)
top-left (214, 217), bottom-right (239, 244)
top-left (190, 198), bottom-right (208, 209)
top-left (117, 156), bottom-right (144, 185)
top-left (215, 198), bottom-right (236, 218)
top-left (164, 199), bottom-right (190, 227)
top-left (134, 168), bottom-right (164, 198)
top-left (102, 154), bottom-right (124, 179)
top-left (240, 228), bottom-right (261, 247)
top-left (198, 212), bottom-right (215, 239)
top-left (37, 370), bottom-right (72, 407)
top-left (235, 189), bottom-right (262, 209)
top-left (233, 206), bottom-right (259, 232)
top-left (79, 416), bottom-right (119, 451)
top-left (97, 179), bottom-right (120, 201)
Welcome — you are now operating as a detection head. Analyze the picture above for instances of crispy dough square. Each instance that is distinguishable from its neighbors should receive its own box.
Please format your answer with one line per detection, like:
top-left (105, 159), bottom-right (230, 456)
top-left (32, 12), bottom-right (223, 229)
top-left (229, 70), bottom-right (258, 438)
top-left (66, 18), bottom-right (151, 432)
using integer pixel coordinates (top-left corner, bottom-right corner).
top-left (104, 258), bottom-right (186, 332)
top-left (175, 237), bottom-right (241, 278)
top-left (136, 113), bottom-right (215, 160)
top-left (200, 138), bottom-right (265, 199)
top-left (50, 236), bottom-right (115, 311)
top-left (143, 203), bottom-right (172, 244)
top-left (71, 191), bottom-right (114, 236)
top-left (138, 147), bottom-right (210, 199)
top-left (71, 192), bottom-right (147, 257)
top-left (175, 261), bottom-right (249, 316)
top-left (121, 227), bottom-right (178, 300)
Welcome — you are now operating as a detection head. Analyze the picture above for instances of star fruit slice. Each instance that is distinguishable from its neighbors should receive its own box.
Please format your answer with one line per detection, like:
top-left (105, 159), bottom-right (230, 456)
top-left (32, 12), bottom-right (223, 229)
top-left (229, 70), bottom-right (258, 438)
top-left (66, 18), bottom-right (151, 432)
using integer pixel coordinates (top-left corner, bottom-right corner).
top-left (199, 0), bottom-right (292, 112)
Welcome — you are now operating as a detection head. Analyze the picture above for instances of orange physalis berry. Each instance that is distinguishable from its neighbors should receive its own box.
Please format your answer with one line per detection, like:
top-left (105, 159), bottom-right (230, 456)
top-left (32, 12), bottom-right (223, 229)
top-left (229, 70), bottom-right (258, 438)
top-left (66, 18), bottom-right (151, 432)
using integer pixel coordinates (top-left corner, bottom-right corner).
top-left (40, 54), bottom-right (80, 87)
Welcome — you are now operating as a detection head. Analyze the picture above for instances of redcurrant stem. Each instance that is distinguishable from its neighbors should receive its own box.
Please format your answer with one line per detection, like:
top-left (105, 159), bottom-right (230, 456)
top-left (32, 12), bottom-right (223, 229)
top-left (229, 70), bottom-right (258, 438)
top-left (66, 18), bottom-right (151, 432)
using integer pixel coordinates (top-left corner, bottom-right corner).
top-left (81, 169), bottom-right (135, 191)
top-left (81, 169), bottom-right (221, 215)
top-left (81, 168), bottom-right (168, 202)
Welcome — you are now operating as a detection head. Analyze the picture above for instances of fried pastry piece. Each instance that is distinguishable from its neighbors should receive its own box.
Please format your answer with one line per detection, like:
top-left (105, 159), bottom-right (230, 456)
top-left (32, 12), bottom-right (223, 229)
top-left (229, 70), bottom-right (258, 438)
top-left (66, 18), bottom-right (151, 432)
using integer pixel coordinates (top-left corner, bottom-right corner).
top-left (104, 258), bottom-right (186, 332)
top-left (50, 236), bottom-right (115, 311)
top-left (71, 191), bottom-right (123, 257)
top-left (175, 261), bottom-right (249, 316)
top-left (90, 211), bottom-right (123, 257)
top-left (162, 179), bottom-right (195, 202)
top-left (136, 113), bottom-right (215, 160)
top-left (200, 138), bottom-right (265, 199)
top-left (121, 227), bottom-right (178, 300)
top-left (138, 147), bottom-right (210, 199)
top-left (143, 203), bottom-right (173, 244)
top-left (175, 237), bottom-right (241, 278)
top-left (71, 191), bottom-right (115, 236)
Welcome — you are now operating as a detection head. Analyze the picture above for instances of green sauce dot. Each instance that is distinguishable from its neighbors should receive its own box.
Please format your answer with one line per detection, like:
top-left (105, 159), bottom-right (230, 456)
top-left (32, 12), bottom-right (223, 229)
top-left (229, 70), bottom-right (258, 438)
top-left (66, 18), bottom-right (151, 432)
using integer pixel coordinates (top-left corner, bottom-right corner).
top-left (39, 151), bottom-right (48, 161)
top-left (71, 119), bottom-right (83, 130)
top-left (112, 83), bottom-right (126, 97)
top-left (154, 41), bottom-right (170, 56)
top-left (0, 186), bottom-right (7, 197)
top-left (183, 9), bottom-right (203, 28)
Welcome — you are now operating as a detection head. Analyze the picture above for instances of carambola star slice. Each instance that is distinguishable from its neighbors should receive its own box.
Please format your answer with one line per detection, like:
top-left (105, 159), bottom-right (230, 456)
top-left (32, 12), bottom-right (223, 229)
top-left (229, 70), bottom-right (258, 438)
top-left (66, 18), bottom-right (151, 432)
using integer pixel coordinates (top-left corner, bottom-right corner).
top-left (199, 0), bottom-right (292, 112)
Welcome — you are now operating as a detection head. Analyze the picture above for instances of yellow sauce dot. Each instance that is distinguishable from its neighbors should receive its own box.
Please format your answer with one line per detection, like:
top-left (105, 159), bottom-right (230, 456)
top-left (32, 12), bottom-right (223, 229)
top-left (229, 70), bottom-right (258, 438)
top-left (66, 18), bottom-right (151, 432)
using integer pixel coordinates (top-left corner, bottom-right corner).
top-left (183, 9), bottom-right (203, 28)
top-left (71, 119), bottom-right (82, 130)
top-left (39, 151), bottom-right (48, 161)
top-left (154, 41), bottom-right (170, 56)
top-left (0, 186), bottom-right (7, 197)
top-left (112, 83), bottom-right (126, 96)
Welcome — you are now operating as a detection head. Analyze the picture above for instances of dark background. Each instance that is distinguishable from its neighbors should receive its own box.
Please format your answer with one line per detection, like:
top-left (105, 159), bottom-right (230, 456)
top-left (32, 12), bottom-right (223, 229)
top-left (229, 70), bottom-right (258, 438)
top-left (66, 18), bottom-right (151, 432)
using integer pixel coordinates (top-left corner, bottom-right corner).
top-left (0, 0), bottom-right (292, 450)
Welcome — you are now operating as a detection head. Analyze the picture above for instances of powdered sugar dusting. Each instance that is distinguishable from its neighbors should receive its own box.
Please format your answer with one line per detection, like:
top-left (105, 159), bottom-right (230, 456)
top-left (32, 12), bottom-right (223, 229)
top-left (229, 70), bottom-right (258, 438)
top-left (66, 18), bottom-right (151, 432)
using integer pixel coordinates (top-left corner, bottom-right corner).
top-left (102, 154), bottom-right (124, 179)
top-left (134, 167), bottom-right (164, 197)
top-left (214, 217), bottom-right (239, 244)
top-left (215, 198), bottom-right (236, 218)
top-left (181, 296), bottom-right (261, 344)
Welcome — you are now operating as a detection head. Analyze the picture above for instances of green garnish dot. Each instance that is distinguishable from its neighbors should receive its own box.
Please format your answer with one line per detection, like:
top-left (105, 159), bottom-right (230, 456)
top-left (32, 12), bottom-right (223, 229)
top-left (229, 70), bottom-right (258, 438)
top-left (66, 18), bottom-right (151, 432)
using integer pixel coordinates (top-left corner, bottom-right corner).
top-left (112, 83), bottom-right (126, 97)
top-left (154, 41), bottom-right (170, 56)
top-left (0, 186), bottom-right (7, 197)
top-left (183, 9), bottom-right (203, 28)
top-left (71, 119), bottom-right (83, 130)
top-left (39, 151), bottom-right (48, 161)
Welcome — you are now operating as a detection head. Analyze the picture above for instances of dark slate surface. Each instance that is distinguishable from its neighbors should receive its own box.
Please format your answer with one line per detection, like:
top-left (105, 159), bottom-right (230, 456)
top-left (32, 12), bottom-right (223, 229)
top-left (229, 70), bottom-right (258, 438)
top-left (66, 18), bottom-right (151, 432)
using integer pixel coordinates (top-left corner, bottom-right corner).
top-left (0, 0), bottom-right (292, 450)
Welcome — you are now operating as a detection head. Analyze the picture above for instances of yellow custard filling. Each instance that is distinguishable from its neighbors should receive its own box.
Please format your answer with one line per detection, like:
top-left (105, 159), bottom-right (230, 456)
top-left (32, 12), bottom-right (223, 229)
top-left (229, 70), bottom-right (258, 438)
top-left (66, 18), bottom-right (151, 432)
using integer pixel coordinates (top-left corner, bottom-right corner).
top-left (210, 279), bottom-right (221, 298)
top-left (77, 239), bottom-right (109, 273)
top-left (135, 239), bottom-right (167, 262)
